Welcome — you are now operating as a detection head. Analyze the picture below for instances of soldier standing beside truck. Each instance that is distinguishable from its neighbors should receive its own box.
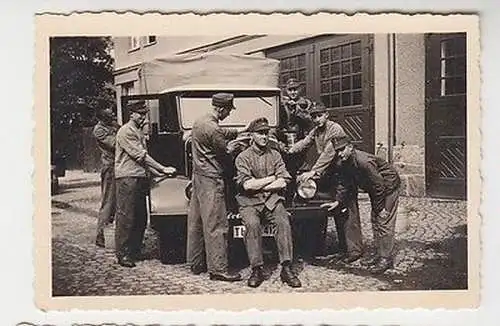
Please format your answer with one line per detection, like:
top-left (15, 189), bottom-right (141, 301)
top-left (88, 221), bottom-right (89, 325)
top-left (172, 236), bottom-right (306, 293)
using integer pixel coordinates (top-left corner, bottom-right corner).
top-left (187, 93), bottom-right (243, 282)
top-left (280, 78), bottom-right (314, 141)
top-left (114, 100), bottom-right (177, 268)
top-left (93, 108), bottom-right (120, 248)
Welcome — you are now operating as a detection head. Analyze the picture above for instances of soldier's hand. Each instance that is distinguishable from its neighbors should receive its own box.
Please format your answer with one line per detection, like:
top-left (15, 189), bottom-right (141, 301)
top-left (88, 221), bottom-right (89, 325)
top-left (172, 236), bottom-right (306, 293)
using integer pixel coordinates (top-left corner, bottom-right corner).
top-left (320, 201), bottom-right (339, 212)
top-left (162, 166), bottom-right (176, 176)
top-left (227, 140), bottom-right (243, 154)
top-left (297, 171), bottom-right (315, 183)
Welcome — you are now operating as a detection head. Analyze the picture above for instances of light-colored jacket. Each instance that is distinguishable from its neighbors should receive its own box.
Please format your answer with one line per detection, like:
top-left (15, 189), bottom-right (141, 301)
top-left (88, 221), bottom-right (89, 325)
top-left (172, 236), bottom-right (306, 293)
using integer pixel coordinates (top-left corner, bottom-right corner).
top-left (115, 120), bottom-right (148, 179)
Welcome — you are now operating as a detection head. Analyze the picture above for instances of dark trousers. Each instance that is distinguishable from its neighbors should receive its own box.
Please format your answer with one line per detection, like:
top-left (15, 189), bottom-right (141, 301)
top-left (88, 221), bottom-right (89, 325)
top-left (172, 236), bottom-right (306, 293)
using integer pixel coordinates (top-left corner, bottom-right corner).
top-left (96, 165), bottom-right (116, 237)
top-left (370, 187), bottom-right (400, 258)
top-left (186, 174), bottom-right (229, 274)
top-left (240, 202), bottom-right (293, 267)
top-left (333, 198), bottom-right (364, 256)
top-left (115, 177), bottom-right (149, 260)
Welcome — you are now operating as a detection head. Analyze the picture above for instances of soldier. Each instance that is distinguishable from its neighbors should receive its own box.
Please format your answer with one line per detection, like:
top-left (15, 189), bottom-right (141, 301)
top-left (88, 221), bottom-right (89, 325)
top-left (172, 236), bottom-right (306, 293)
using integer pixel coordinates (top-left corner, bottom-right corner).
top-left (287, 102), bottom-right (350, 260)
top-left (114, 100), bottom-right (176, 268)
top-left (302, 136), bottom-right (401, 274)
top-left (187, 93), bottom-right (242, 282)
top-left (93, 108), bottom-right (120, 248)
top-left (280, 78), bottom-right (314, 140)
top-left (235, 117), bottom-right (301, 288)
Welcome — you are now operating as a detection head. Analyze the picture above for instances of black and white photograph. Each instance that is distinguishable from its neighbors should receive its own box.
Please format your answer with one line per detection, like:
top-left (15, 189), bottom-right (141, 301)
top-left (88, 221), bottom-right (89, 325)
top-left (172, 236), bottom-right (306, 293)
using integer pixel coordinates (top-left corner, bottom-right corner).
top-left (35, 13), bottom-right (480, 310)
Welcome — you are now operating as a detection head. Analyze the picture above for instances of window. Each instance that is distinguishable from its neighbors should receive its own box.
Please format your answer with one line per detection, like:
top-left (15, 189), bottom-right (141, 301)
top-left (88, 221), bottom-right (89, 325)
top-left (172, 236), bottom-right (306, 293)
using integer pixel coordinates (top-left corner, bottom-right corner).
top-left (278, 54), bottom-right (307, 91)
top-left (128, 36), bottom-right (140, 51)
top-left (439, 36), bottom-right (466, 96)
top-left (121, 82), bottom-right (134, 96)
top-left (318, 41), bottom-right (363, 108)
top-left (146, 36), bottom-right (157, 45)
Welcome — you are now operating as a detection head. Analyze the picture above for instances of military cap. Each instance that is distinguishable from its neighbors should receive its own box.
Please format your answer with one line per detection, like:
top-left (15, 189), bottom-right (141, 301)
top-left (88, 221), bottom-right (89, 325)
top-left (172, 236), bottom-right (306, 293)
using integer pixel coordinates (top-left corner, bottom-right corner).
top-left (310, 102), bottom-right (328, 114)
top-left (286, 78), bottom-right (300, 89)
top-left (212, 93), bottom-right (236, 110)
top-left (331, 135), bottom-right (352, 151)
top-left (247, 117), bottom-right (270, 133)
top-left (127, 100), bottom-right (149, 114)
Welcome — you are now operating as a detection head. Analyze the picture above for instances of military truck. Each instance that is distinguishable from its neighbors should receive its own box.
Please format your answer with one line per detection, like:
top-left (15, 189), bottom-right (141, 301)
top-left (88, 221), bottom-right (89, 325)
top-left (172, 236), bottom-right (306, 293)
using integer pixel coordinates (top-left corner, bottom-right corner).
top-left (119, 53), bottom-right (336, 265)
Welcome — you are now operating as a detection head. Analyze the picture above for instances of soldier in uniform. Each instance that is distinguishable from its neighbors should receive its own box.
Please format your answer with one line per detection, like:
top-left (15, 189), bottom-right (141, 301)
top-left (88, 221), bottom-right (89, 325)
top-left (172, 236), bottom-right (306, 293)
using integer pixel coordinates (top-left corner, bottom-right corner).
top-left (187, 93), bottom-right (242, 282)
top-left (302, 136), bottom-right (401, 274)
top-left (280, 78), bottom-right (314, 141)
top-left (93, 108), bottom-right (120, 248)
top-left (234, 117), bottom-right (301, 288)
top-left (114, 100), bottom-right (176, 268)
top-left (287, 102), bottom-right (350, 260)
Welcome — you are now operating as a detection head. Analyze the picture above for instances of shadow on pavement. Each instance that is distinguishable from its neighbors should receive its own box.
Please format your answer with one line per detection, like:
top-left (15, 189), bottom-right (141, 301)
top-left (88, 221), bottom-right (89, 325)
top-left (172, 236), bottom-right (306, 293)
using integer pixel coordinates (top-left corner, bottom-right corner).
top-left (317, 224), bottom-right (468, 290)
top-left (60, 179), bottom-right (101, 190)
top-left (52, 200), bottom-right (99, 218)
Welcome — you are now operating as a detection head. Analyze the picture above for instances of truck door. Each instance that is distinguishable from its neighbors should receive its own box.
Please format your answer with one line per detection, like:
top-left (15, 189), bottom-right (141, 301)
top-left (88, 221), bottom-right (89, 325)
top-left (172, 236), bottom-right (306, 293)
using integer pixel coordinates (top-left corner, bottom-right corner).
top-left (120, 94), bottom-right (184, 172)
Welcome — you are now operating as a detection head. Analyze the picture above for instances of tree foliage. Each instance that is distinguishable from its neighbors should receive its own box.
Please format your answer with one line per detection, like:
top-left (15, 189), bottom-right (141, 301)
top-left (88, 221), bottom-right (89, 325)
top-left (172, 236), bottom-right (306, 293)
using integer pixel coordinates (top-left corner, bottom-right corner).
top-left (50, 37), bottom-right (115, 166)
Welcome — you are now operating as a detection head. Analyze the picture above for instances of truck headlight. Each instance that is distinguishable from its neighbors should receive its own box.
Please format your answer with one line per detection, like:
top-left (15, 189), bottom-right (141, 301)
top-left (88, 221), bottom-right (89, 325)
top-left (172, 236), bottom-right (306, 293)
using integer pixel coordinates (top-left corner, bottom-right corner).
top-left (297, 178), bottom-right (317, 199)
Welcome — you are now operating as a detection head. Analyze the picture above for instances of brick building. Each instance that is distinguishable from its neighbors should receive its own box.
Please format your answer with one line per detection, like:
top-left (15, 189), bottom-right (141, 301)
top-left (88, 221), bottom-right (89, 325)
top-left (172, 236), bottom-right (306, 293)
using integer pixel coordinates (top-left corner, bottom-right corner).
top-left (112, 34), bottom-right (467, 199)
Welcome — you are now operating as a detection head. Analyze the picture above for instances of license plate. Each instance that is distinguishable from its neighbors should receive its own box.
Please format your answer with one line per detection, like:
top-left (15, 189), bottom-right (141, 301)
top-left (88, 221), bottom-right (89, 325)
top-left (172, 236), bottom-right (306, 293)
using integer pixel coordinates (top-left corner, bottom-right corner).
top-left (232, 224), bottom-right (277, 239)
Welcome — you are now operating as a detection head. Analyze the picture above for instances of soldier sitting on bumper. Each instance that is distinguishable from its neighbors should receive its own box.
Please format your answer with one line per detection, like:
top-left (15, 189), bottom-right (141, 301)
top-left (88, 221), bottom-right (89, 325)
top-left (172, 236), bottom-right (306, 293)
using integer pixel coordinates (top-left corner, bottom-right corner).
top-left (234, 117), bottom-right (302, 288)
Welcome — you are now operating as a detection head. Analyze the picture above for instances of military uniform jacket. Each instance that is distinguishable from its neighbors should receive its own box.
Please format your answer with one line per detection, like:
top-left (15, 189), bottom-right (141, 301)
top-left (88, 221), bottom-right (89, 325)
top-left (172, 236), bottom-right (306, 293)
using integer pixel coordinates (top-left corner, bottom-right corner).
top-left (191, 112), bottom-right (238, 179)
top-left (288, 120), bottom-right (347, 155)
top-left (234, 144), bottom-right (292, 210)
top-left (93, 121), bottom-right (118, 167)
top-left (115, 121), bottom-right (148, 179)
top-left (333, 149), bottom-right (401, 214)
top-left (280, 95), bottom-right (314, 136)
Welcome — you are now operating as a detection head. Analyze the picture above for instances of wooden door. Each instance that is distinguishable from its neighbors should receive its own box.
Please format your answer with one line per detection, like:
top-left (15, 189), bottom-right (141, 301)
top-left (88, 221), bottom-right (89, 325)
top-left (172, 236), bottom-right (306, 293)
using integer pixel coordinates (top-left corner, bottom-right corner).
top-left (313, 35), bottom-right (374, 153)
top-left (266, 34), bottom-right (375, 153)
top-left (425, 33), bottom-right (467, 199)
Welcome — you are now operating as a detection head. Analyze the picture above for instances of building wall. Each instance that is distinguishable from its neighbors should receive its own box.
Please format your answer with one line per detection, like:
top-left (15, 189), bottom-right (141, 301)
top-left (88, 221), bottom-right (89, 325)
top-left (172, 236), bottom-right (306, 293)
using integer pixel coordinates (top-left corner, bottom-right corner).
top-left (113, 36), bottom-right (230, 71)
top-left (373, 34), bottom-right (426, 197)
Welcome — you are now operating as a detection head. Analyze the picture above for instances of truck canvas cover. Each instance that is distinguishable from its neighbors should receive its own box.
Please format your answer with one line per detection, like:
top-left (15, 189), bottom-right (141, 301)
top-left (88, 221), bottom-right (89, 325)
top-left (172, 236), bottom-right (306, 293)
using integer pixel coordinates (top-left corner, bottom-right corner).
top-left (136, 53), bottom-right (280, 93)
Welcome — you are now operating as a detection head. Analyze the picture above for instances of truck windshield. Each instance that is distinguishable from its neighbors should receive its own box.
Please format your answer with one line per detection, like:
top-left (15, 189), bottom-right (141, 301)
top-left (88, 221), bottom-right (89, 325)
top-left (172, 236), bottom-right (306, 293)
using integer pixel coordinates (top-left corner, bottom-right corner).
top-left (179, 95), bottom-right (278, 129)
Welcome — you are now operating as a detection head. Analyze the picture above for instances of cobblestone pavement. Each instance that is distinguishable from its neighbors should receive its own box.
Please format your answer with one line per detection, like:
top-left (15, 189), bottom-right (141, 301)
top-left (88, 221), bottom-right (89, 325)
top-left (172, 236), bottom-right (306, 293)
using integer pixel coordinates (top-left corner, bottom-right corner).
top-left (51, 170), bottom-right (468, 296)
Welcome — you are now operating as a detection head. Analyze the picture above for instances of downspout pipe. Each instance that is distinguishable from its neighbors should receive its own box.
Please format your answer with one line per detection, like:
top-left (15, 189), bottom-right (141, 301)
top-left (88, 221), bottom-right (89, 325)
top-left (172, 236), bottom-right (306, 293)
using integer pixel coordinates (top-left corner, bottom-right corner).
top-left (387, 33), bottom-right (396, 163)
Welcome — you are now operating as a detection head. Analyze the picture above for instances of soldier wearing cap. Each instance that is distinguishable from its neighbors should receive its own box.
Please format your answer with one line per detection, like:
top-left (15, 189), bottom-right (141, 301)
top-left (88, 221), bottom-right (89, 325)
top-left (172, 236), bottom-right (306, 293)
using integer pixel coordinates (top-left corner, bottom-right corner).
top-left (280, 78), bottom-right (314, 139)
top-left (234, 117), bottom-right (301, 288)
top-left (114, 100), bottom-right (177, 268)
top-left (302, 135), bottom-right (401, 274)
top-left (287, 102), bottom-right (349, 260)
top-left (187, 92), bottom-right (243, 282)
top-left (93, 107), bottom-right (120, 248)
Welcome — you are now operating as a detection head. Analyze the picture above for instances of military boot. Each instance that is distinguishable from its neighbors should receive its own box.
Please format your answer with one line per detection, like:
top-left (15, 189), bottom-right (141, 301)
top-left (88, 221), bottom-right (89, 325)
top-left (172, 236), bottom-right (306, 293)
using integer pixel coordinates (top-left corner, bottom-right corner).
top-left (247, 266), bottom-right (265, 288)
top-left (280, 264), bottom-right (302, 288)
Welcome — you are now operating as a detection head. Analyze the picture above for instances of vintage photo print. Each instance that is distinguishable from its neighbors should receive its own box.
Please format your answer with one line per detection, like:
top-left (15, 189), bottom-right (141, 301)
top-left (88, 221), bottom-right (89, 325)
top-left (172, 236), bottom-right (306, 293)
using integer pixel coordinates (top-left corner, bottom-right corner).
top-left (34, 13), bottom-right (480, 310)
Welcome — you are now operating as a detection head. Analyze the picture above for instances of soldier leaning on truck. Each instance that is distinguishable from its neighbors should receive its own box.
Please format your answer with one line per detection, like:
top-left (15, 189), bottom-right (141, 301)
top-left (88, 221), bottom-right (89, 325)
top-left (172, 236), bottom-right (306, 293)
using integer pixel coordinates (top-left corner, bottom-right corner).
top-left (234, 117), bottom-right (302, 288)
top-left (287, 102), bottom-right (350, 260)
top-left (114, 100), bottom-right (176, 268)
top-left (93, 108), bottom-right (120, 248)
top-left (187, 93), bottom-right (244, 282)
top-left (301, 135), bottom-right (401, 274)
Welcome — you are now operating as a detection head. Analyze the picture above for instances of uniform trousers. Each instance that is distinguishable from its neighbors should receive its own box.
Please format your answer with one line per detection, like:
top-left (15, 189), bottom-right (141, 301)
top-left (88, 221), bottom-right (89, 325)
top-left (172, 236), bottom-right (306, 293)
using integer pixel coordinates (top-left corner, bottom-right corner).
top-left (240, 202), bottom-right (293, 267)
top-left (114, 177), bottom-right (149, 260)
top-left (369, 187), bottom-right (400, 258)
top-left (186, 173), bottom-right (229, 274)
top-left (96, 164), bottom-right (116, 236)
top-left (333, 198), bottom-right (364, 256)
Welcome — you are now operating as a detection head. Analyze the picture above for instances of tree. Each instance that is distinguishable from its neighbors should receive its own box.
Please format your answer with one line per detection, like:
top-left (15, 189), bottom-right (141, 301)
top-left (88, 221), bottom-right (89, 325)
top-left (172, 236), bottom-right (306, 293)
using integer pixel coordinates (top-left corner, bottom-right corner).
top-left (50, 37), bottom-right (116, 168)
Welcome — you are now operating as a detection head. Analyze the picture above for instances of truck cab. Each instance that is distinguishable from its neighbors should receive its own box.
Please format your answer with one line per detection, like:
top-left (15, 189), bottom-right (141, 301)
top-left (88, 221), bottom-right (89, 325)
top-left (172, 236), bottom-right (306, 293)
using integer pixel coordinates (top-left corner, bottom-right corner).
top-left (118, 54), bottom-right (336, 265)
